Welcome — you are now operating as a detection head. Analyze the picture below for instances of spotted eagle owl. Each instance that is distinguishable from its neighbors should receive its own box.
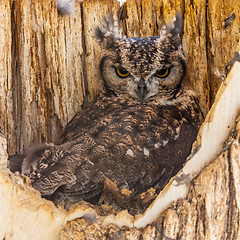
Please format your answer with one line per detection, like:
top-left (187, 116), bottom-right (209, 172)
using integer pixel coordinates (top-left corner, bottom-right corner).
top-left (9, 13), bottom-right (203, 206)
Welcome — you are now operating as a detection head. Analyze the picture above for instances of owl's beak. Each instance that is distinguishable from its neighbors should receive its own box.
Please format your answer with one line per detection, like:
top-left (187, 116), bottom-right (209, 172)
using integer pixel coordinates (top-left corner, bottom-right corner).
top-left (136, 77), bottom-right (148, 102)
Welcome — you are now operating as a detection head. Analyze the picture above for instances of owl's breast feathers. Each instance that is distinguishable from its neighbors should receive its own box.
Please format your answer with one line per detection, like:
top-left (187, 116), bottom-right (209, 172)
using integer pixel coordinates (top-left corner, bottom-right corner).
top-left (25, 90), bottom-right (202, 204)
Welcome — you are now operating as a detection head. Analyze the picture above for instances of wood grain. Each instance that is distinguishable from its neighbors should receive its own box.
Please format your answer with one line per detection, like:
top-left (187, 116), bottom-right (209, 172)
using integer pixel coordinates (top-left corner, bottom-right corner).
top-left (1, 0), bottom-right (239, 154)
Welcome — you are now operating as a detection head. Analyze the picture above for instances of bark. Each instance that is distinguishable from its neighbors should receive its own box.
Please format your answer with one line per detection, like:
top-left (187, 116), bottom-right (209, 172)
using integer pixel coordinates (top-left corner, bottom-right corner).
top-left (0, 0), bottom-right (13, 152)
top-left (1, 0), bottom-right (240, 239)
top-left (8, 0), bottom-right (120, 154)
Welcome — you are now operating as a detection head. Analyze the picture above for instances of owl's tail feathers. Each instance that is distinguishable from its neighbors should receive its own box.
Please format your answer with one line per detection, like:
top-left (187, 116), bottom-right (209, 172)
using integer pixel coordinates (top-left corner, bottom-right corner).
top-left (8, 154), bottom-right (25, 173)
top-left (8, 143), bottom-right (55, 174)
top-left (42, 182), bottom-right (104, 207)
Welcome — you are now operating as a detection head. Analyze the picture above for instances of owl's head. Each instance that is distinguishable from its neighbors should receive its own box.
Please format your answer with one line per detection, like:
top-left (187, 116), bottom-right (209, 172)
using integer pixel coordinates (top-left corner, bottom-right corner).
top-left (95, 13), bottom-right (186, 104)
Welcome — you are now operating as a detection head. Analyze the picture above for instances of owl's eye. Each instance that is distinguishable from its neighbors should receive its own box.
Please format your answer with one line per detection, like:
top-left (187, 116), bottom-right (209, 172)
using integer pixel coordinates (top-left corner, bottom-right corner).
top-left (115, 67), bottom-right (130, 78)
top-left (155, 68), bottom-right (170, 78)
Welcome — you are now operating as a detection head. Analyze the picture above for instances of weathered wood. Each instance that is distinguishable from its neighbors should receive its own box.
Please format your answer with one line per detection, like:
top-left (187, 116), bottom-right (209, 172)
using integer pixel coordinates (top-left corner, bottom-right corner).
top-left (11, 0), bottom-right (86, 153)
top-left (2, 0), bottom-right (240, 154)
top-left (182, 0), bottom-right (210, 114)
top-left (7, 0), bottom-right (121, 154)
top-left (0, 0), bottom-right (14, 152)
top-left (1, 0), bottom-right (240, 239)
top-left (207, 0), bottom-right (240, 104)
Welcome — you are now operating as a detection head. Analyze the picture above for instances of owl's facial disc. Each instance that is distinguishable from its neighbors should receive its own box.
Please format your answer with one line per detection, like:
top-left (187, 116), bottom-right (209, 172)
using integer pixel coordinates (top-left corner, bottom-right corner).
top-left (114, 66), bottom-right (149, 102)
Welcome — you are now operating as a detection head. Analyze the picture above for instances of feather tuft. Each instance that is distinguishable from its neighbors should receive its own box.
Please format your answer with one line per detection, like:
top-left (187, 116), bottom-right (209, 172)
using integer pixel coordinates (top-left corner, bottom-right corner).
top-left (56, 0), bottom-right (78, 15)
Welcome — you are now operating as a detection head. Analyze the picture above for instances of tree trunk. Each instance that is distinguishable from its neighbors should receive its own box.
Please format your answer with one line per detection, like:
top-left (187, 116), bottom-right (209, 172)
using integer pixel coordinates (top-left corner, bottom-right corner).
top-left (0, 0), bottom-right (240, 239)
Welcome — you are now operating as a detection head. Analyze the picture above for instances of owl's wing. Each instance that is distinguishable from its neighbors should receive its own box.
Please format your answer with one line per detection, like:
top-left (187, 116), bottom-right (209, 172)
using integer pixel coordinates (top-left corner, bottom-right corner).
top-left (58, 94), bottom-right (116, 143)
top-left (102, 102), bottom-right (201, 196)
top-left (25, 95), bottom-right (202, 204)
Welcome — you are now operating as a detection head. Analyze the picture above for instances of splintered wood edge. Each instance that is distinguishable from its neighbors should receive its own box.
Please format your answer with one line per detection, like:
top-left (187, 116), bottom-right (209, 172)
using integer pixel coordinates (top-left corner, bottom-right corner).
top-left (133, 61), bottom-right (240, 228)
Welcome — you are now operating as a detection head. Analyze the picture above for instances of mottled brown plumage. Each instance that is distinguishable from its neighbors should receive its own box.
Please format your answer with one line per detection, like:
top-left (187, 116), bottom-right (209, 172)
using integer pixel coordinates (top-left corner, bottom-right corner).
top-left (9, 13), bottom-right (203, 207)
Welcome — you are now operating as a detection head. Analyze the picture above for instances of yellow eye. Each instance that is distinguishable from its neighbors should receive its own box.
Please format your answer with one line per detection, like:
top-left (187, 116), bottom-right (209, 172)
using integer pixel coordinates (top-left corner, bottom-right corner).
top-left (115, 67), bottom-right (130, 78)
top-left (155, 68), bottom-right (170, 78)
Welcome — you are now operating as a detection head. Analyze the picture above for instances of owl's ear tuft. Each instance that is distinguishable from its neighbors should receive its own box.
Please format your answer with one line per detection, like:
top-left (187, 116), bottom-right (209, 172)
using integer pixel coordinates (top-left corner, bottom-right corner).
top-left (101, 13), bottom-right (122, 38)
top-left (170, 12), bottom-right (183, 36)
top-left (94, 27), bottom-right (116, 50)
top-left (95, 13), bottom-right (123, 48)
top-left (161, 12), bottom-right (183, 44)
top-left (94, 27), bottom-right (106, 43)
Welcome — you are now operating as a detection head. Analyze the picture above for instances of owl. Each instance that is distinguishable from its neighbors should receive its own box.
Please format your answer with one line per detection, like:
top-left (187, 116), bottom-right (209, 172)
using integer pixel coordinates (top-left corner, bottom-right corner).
top-left (9, 13), bottom-right (203, 207)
